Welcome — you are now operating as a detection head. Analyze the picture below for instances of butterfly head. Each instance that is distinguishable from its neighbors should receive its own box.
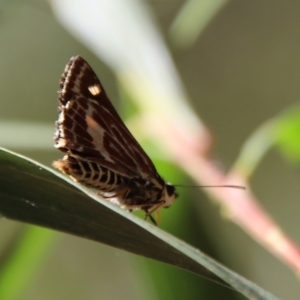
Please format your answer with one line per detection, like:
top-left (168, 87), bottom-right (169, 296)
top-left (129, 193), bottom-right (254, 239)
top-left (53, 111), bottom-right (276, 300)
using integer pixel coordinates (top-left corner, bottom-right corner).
top-left (162, 183), bottom-right (178, 208)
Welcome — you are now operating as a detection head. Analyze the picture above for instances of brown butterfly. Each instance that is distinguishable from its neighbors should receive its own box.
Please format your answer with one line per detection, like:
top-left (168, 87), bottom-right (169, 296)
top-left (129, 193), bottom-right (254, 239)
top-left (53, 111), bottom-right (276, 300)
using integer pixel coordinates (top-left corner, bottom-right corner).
top-left (53, 56), bottom-right (178, 225)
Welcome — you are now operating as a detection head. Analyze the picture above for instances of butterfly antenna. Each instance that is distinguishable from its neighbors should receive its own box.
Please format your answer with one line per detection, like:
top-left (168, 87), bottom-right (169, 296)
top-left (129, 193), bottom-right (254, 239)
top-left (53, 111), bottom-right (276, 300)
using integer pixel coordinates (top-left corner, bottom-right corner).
top-left (174, 184), bottom-right (245, 190)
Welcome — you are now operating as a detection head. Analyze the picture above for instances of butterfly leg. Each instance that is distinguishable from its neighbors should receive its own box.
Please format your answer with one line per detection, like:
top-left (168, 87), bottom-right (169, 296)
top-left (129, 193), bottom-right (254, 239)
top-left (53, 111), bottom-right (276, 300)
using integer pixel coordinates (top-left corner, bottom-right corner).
top-left (144, 200), bottom-right (166, 225)
top-left (144, 210), bottom-right (157, 226)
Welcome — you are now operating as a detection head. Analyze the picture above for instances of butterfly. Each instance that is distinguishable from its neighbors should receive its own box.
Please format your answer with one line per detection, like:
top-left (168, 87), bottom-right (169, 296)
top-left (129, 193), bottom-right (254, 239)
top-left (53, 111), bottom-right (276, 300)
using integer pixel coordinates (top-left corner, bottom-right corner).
top-left (53, 56), bottom-right (178, 225)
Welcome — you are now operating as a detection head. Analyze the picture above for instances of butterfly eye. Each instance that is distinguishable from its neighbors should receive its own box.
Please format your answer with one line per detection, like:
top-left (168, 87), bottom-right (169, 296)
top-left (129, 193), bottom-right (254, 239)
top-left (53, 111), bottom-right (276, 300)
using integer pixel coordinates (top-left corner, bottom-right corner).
top-left (166, 183), bottom-right (177, 197)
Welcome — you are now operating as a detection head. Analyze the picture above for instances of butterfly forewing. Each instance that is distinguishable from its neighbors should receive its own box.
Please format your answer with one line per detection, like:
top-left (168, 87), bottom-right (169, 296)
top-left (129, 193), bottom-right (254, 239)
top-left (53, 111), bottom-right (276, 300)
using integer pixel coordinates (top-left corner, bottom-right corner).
top-left (53, 56), bottom-right (177, 224)
top-left (55, 56), bottom-right (157, 177)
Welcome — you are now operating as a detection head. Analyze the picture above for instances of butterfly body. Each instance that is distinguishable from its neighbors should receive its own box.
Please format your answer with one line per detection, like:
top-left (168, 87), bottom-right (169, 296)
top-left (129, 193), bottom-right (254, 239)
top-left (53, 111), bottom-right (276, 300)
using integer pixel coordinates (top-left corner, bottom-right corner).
top-left (53, 56), bottom-right (177, 223)
top-left (54, 154), bottom-right (175, 211)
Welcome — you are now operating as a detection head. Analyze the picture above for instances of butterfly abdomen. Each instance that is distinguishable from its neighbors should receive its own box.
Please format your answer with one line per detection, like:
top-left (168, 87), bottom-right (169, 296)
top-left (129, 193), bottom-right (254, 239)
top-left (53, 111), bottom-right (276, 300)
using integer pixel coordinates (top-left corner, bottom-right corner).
top-left (53, 155), bottom-right (124, 193)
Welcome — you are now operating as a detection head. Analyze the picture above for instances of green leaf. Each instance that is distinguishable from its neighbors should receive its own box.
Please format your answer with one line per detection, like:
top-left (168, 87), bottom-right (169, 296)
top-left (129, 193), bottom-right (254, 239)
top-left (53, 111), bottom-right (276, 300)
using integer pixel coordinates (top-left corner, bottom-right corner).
top-left (0, 226), bottom-right (57, 300)
top-left (0, 148), bottom-right (279, 300)
top-left (275, 106), bottom-right (300, 164)
top-left (233, 104), bottom-right (300, 178)
top-left (170, 0), bottom-right (229, 48)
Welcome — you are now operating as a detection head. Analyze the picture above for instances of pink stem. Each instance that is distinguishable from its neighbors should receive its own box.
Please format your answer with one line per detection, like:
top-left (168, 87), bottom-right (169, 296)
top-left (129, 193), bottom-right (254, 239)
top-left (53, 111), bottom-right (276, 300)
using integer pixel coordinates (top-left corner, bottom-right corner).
top-left (145, 114), bottom-right (300, 273)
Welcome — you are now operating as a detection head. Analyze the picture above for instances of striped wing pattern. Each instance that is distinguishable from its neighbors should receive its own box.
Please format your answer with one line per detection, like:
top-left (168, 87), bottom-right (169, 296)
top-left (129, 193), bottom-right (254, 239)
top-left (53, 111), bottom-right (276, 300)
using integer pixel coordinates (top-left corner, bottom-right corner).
top-left (54, 56), bottom-right (157, 178)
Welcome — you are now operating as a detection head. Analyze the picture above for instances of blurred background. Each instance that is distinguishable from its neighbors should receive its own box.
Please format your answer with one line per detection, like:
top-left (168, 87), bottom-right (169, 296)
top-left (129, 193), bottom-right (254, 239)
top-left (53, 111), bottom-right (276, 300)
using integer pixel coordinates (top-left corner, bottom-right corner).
top-left (1, 0), bottom-right (300, 299)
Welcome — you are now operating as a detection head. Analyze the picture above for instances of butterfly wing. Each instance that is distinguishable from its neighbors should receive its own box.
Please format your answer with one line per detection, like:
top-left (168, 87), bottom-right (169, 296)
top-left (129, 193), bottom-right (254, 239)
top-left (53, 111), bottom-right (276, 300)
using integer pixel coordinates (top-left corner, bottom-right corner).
top-left (54, 56), bottom-right (158, 179)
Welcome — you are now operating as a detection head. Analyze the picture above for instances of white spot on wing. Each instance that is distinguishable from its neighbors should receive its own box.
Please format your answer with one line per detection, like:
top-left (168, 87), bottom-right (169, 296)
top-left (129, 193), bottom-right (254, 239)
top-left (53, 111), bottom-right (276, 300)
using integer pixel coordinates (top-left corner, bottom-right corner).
top-left (88, 84), bottom-right (101, 96)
